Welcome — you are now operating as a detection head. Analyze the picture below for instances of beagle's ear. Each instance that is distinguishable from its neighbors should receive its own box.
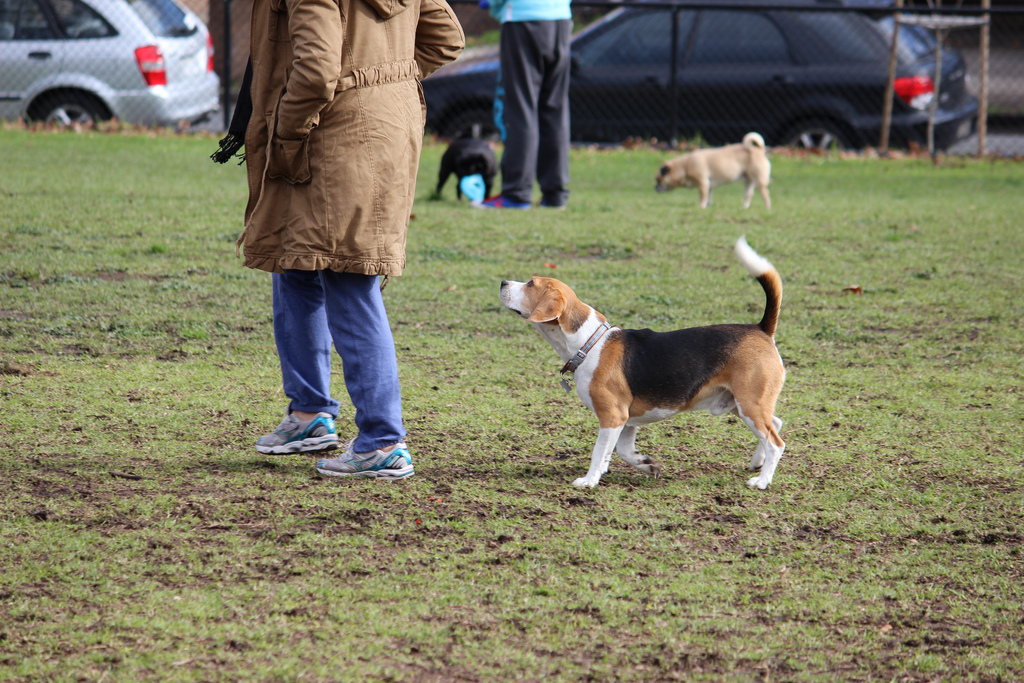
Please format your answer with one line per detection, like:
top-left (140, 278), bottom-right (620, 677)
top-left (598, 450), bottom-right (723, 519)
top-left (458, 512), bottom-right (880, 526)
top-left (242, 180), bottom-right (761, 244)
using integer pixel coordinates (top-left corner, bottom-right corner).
top-left (527, 289), bottom-right (566, 323)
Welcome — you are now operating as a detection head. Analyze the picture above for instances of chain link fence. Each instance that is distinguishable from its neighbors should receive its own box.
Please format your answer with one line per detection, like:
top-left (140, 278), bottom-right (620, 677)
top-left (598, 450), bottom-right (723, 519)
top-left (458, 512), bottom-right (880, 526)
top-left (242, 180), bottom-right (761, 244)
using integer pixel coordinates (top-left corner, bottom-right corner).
top-left (3, 0), bottom-right (1022, 154)
top-left (426, 1), bottom-right (1024, 155)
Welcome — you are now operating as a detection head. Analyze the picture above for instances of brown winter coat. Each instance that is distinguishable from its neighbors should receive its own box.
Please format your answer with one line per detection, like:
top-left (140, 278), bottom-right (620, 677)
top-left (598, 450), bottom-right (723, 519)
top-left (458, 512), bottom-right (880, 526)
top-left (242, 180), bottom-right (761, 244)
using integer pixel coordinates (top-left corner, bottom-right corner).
top-left (241, 0), bottom-right (464, 275)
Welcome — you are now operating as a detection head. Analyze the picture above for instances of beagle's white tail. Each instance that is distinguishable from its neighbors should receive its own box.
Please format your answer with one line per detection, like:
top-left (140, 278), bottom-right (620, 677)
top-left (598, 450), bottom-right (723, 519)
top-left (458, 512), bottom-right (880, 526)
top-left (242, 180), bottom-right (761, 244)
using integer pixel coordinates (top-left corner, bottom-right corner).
top-left (735, 236), bottom-right (782, 338)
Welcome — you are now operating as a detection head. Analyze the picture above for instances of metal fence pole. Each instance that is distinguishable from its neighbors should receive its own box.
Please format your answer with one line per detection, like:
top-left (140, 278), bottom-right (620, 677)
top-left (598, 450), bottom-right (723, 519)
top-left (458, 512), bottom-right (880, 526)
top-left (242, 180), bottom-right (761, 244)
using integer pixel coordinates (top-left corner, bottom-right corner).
top-left (222, 0), bottom-right (233, 131)
top-left (669, 6), bottom-right (680, 147)
top-left (979, 0), bottom-right (990, 155)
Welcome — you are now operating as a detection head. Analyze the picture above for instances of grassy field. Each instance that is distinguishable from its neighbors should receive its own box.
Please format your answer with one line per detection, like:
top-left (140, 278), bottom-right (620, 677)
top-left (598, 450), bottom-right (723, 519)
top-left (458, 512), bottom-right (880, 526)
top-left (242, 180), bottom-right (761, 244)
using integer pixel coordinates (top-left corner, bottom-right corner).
top-left (1, 127), bottom-right (1022, 682)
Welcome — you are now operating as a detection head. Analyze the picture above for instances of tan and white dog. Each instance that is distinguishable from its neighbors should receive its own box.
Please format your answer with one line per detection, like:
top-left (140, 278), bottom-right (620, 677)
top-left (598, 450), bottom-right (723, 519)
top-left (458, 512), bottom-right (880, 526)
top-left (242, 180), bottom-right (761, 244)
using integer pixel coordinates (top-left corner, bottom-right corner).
top-left (499, 237), bottom-right (786, 490)
top-left (655, 132), bottom-right (771, 209)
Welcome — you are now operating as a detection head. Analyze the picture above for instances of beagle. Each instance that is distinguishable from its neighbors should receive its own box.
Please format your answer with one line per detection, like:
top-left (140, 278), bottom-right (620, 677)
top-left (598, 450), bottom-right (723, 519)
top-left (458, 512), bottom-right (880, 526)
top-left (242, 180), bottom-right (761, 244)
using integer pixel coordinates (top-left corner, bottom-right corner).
top-left (499, 237), bottom-right (785, 490)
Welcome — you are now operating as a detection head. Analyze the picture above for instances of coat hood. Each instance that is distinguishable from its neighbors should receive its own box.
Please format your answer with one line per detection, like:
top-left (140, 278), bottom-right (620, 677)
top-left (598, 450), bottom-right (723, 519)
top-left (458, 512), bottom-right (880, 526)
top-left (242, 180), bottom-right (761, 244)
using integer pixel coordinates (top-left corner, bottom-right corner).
top-left (363, 0), bottom-right (414, 19)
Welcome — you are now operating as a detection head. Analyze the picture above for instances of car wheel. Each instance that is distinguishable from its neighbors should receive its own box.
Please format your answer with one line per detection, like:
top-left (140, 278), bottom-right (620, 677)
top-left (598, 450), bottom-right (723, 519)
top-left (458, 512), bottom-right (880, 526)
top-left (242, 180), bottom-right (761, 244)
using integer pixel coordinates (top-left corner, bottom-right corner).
top-left (782, 119), bottom-right (852, 151)
top-left (29, 90), bottom-right (111, 126)
top-left (441, 107), bottom-right (499, 141)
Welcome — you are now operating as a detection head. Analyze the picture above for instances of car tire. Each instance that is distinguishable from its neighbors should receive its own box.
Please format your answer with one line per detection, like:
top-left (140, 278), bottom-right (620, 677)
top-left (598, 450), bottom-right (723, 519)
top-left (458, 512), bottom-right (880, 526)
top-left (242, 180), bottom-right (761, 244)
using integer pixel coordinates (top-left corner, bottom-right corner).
top-left (782, 119), bottom-right (853, 151)
top-left (29, 90), bottom-right (111, 126)
top-left (440, 107), bottom-right (498, 141)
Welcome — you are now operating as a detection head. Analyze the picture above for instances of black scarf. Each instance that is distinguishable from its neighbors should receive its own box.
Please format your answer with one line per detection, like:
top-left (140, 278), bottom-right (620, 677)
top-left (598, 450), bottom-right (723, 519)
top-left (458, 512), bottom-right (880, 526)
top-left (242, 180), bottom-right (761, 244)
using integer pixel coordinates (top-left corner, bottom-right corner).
top-left (211, 57), bottom-right (254, 165)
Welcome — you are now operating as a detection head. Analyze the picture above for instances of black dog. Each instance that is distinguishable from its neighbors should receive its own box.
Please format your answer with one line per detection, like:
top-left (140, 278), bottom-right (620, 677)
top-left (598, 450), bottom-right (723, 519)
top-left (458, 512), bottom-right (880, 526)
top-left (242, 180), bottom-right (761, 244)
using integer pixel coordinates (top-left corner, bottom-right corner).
top-left (435, 137), bottom-right (497, 201)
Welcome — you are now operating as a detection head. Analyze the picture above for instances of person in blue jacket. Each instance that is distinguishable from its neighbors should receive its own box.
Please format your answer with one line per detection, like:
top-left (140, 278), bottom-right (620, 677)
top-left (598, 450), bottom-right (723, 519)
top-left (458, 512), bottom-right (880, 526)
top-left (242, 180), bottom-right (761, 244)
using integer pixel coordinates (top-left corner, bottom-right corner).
top-left (479, 0), bottom-right (571, 209)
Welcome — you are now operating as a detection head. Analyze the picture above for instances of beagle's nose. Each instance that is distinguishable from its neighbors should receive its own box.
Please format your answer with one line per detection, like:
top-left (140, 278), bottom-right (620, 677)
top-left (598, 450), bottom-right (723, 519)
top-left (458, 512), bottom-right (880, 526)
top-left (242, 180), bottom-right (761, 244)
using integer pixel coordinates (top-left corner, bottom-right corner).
top-left (500, 280), bottom-right (508, 288)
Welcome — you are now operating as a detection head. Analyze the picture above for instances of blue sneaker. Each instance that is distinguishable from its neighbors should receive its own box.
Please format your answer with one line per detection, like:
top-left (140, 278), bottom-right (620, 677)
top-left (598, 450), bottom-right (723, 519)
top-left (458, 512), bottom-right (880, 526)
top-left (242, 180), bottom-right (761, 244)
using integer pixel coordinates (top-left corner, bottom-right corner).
top-left (478, 195), bottom-right (531, 210)
top-left (316, 441), bottom-right (414, 480)
top-left (255, 412), bottom-right (339, 454)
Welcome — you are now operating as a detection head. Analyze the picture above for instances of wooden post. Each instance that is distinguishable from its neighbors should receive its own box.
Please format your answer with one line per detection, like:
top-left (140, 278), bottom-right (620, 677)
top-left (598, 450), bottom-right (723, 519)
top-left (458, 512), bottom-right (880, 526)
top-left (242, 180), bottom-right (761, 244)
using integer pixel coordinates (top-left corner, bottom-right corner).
top-left (879, 0), bottom-right (903, 153)
top-left (927, 26), bottom-right (945, 156)
top-left (979, 0), bottom-right (990, 155)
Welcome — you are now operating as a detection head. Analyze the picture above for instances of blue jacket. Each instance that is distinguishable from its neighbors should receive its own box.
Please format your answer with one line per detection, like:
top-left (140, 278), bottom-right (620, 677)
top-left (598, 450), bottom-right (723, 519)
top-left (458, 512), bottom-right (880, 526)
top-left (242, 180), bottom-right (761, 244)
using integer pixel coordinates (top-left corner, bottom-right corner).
top-left (488, 0), bottom-right (571, 23)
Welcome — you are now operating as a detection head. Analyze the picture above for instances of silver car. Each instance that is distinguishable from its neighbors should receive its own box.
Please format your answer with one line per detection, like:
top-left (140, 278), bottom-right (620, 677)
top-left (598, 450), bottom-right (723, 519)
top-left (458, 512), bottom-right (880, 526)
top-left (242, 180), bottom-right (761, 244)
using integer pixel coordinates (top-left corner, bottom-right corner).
top-left (0, 0), bottom-right (219, 126)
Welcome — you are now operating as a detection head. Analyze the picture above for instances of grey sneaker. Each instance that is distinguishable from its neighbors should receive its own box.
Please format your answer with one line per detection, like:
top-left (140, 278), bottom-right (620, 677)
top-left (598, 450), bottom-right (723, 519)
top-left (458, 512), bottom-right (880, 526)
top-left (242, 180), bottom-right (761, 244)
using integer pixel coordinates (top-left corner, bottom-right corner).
top-left (255, 412), bottom-right (339, 454)
top-left (315, 440), bottom-right (414, 480)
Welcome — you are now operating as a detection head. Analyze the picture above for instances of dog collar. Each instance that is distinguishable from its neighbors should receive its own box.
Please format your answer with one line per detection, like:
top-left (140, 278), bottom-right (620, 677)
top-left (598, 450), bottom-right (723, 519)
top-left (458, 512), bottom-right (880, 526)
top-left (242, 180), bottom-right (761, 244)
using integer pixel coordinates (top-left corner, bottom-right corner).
top-left (559, 322), bottom-right (612, 392)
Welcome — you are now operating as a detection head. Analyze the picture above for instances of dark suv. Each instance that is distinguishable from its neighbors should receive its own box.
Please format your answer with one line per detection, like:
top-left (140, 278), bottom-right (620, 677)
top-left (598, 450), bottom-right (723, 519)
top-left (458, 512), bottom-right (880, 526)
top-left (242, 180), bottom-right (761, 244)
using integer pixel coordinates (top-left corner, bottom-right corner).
top-left (421, 1), bottom-right (978, 150)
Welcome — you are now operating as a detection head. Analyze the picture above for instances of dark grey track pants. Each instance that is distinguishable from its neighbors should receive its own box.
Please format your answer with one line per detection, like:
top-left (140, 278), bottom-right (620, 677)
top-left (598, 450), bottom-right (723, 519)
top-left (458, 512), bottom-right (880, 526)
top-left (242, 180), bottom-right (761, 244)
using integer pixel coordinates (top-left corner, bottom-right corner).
top-left (493, 19), bottom-right (572, 206)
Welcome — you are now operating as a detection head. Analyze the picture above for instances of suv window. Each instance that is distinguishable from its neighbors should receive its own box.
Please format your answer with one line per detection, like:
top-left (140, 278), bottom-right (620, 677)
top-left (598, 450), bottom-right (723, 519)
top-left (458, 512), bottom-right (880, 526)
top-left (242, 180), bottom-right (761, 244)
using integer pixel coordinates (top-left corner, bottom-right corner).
top-left (576, 10), bottom-right (695, 68)
top-left (794, 12), bottom-right (884, 63)
top-left (875, 17), bottom-right (936, 61)
top-left (0, 0), bottom-right (56, 39)
top-left (51, 0), bottom-right (116, 38)
top-left (691, 10), bottom-right (790, 65)
top-left (126, 0), bottom-right (195, 37)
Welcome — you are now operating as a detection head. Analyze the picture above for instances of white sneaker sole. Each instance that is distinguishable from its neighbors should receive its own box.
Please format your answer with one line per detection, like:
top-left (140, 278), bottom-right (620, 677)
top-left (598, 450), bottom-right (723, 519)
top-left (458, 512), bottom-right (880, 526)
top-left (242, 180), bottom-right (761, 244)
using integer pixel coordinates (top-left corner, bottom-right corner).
top-left (256, 435), bottom-right (339, 455)
top-left (315, 465), bottom-right (415, 480)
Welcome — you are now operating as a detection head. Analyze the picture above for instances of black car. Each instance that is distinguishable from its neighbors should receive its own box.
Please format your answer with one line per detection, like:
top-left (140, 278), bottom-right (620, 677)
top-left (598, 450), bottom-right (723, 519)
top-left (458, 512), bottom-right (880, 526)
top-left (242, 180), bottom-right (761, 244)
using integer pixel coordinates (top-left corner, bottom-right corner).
top-left (421, 0), bottom-right (978, 150)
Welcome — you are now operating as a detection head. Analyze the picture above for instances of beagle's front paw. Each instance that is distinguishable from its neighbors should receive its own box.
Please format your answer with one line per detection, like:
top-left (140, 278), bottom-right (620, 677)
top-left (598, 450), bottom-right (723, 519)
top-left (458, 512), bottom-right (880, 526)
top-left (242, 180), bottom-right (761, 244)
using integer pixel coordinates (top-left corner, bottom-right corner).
top-left (746, 475), bottom-right (771, 490)
top-left (572, 476), bottom-right (600, 488)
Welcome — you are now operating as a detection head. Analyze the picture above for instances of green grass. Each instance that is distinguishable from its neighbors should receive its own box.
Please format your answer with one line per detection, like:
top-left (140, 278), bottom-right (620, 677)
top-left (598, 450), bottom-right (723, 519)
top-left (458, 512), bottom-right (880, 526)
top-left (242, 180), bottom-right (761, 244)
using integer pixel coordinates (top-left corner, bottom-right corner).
top-left (1, 127), bottom-right (1023, 682)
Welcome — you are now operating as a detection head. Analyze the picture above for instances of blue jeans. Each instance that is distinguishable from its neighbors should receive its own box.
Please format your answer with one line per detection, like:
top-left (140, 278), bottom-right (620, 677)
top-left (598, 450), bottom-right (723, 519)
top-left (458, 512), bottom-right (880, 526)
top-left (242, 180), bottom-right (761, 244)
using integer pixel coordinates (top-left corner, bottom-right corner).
top-left (272, 269), bottom-right (405, 452)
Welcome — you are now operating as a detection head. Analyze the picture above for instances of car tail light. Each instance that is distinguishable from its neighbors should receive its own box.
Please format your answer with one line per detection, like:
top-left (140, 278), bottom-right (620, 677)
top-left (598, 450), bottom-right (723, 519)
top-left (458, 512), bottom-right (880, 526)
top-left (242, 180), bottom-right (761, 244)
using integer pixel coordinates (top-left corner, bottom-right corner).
top-left (206, 32), bottom-right (215, 73)
top-left (894, 75), bottom-right (934, 111)
top-left (135, 45), bottom-right (167, 86)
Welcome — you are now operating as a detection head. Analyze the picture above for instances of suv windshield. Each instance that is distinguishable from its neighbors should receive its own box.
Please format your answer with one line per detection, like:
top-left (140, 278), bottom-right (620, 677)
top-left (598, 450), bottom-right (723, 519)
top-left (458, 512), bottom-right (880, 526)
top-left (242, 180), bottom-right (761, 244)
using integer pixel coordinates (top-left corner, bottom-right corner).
top-left (127, 0), bottom-right (195, 37)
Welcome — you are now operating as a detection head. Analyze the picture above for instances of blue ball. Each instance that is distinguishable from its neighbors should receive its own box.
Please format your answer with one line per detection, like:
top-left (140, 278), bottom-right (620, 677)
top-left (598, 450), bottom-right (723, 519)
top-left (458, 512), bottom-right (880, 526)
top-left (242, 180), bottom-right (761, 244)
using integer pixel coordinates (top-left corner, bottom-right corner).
top-left (459, 174), bottom-right (486, 203)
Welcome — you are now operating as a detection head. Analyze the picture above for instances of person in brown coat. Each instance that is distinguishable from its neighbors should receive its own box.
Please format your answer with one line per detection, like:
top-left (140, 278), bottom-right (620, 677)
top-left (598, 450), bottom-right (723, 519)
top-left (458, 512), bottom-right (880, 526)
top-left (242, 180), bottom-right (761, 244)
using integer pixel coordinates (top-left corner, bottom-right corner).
top-left (238, 0), bottom-right (464, 479)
